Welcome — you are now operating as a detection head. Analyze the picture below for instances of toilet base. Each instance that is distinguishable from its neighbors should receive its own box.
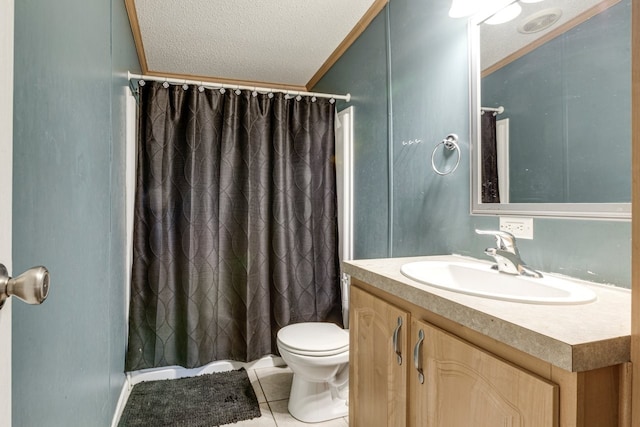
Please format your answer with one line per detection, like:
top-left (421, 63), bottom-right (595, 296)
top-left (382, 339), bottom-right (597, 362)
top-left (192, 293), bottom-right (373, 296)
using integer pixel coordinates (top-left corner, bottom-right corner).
top-left (287, 374), bottom-right (349, 423)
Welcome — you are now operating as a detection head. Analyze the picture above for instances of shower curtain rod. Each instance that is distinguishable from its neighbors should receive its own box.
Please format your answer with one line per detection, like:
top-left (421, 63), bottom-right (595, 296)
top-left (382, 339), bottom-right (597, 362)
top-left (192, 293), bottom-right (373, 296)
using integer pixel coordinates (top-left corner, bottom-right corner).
top-left (481, 106), bottom-right (504, 114)
top-left (128, 72), bottom-right (351, 102)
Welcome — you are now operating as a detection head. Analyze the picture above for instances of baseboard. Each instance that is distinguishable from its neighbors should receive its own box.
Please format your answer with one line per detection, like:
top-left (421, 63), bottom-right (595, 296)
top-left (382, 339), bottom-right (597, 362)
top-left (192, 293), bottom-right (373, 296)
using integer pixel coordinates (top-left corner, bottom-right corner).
top-left (110, 377), bottom-right (132, 427)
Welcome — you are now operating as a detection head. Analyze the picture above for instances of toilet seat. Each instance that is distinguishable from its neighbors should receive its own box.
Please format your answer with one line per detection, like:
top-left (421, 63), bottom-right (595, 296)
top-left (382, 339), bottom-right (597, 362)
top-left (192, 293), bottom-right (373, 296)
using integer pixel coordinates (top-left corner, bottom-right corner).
top-left (277, 322), bottom-right (349, 357)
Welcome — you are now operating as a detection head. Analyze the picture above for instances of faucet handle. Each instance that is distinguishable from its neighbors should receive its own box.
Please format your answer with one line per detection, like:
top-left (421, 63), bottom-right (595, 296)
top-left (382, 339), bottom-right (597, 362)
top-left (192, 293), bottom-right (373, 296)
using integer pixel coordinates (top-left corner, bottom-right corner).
top-left (475, 229), bottom-right (518, 252)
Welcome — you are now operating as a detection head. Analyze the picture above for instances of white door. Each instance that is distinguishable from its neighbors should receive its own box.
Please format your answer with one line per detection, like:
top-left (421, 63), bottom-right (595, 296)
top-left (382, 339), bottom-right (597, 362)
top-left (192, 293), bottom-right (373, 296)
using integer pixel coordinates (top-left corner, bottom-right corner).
top-left (0, 0), bottom-right (14, 424)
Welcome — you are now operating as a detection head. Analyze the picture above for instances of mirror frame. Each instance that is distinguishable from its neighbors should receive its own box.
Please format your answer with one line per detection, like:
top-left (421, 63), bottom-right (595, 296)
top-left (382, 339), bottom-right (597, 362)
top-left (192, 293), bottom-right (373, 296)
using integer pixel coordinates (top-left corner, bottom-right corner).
top-left (468, 12), bottom-right (631, 221)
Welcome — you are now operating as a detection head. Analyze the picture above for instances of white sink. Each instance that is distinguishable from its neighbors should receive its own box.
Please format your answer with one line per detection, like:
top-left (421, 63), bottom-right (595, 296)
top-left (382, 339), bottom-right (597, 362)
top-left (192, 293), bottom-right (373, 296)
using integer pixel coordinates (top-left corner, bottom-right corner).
top-left (400, 260), bottom-right (597, 305)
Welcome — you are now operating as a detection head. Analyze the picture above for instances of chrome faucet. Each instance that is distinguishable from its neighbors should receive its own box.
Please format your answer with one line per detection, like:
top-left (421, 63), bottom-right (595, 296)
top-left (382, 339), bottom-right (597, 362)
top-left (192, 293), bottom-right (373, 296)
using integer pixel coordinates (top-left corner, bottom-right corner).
top-left (475, 229), bottom-right (543, 278)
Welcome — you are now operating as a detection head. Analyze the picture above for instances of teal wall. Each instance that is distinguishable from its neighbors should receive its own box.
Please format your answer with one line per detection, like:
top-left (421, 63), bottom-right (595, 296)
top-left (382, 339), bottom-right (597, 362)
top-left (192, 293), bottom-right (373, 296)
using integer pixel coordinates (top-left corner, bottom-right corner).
top-left (12, 0), bottom-right (139, 425)
top-left (316, 11), bottom-right (391, 258)
top-left (314, 0), bottom-right (631, 287)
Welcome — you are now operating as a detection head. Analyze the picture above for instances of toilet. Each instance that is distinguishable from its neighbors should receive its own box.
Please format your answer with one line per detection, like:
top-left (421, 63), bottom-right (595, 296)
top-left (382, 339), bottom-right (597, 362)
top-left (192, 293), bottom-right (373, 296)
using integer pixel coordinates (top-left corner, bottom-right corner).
top-left (276, 322), bottom-right (349, 423)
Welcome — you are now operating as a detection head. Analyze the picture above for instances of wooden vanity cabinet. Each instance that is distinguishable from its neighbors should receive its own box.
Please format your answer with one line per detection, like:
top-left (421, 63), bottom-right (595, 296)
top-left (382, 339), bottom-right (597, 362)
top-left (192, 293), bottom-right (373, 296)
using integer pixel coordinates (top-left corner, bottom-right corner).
top-left (349, 285), bottom-right (409, 427)
top-left (410, 318), bottom-right (557, 426)
top-left (350, 279), bottom-right (629, 427)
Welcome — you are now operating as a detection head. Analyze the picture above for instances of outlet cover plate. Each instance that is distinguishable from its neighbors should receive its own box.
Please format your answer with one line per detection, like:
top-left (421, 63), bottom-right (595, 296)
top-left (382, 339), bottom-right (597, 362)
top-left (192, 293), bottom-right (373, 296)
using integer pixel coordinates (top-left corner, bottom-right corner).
top-left (499, 216), bottom-right (533, 239)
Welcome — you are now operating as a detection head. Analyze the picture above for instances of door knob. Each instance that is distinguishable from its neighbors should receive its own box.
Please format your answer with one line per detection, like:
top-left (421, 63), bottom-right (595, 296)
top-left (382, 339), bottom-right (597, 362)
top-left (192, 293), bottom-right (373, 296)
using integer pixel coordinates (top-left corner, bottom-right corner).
top-left (0, 263), bottom-right (50, 309)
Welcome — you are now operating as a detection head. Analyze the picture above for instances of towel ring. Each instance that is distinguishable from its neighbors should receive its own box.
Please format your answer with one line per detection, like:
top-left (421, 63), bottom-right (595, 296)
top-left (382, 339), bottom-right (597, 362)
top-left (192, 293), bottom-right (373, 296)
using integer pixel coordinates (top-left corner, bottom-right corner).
top-left (431, 134), bottom-right (461, 176)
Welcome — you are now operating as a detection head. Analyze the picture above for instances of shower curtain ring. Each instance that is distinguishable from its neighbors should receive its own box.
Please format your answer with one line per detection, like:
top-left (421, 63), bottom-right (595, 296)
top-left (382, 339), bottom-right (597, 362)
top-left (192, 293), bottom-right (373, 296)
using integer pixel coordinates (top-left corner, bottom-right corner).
top-left (431, 134), bottom-right (461, 176)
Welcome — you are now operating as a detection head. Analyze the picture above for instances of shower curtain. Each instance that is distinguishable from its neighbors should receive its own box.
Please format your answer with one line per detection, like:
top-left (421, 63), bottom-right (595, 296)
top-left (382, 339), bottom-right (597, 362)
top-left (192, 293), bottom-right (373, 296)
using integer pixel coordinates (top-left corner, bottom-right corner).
top-left (481, 112), bottom-right (501, 203)
top-left (126, 81), bottom-right (342, 371)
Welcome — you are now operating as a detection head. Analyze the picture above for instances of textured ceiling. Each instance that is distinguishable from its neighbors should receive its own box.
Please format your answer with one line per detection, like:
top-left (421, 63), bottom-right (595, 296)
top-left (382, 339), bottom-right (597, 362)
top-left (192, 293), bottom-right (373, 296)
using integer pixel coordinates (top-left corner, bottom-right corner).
top-left (481, 0), bottom-right (618, 71)
top-left (127, 0), bottom-right (383, 90)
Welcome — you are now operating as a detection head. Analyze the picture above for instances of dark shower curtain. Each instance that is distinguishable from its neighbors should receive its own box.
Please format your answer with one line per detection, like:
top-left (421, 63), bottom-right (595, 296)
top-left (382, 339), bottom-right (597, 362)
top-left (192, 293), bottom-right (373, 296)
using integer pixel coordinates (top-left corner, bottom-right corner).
top-left (481, 112), bottom-right (501, 203)
top-left (126, 81), bottom-right (342, 371)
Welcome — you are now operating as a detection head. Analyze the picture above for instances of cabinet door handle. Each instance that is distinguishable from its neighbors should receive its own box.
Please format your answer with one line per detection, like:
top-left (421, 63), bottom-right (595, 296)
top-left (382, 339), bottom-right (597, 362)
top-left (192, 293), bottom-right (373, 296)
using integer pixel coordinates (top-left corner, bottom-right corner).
top-left (413, 329), bottom-right (425, 384)
top-left (392, 316), bottom-right (403, 365)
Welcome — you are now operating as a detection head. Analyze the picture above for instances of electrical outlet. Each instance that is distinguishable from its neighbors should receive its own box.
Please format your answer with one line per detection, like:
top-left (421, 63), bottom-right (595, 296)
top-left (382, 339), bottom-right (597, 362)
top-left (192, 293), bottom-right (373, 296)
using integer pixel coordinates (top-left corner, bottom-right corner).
top-left (499, 217), bottom-right (533, 239)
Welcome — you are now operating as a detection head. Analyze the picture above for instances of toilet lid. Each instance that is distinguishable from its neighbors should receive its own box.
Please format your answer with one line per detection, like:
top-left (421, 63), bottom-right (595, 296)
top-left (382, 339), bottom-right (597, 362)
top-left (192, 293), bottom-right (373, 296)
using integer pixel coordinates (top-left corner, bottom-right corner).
top-left (277, 322), bottom-right (349, 356)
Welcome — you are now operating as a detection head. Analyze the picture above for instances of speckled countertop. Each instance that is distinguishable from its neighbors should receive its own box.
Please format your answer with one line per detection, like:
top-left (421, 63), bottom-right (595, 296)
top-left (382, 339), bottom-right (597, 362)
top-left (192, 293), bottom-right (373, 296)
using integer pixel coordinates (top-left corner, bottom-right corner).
top-left (343, 255), bottom-right (631, 373)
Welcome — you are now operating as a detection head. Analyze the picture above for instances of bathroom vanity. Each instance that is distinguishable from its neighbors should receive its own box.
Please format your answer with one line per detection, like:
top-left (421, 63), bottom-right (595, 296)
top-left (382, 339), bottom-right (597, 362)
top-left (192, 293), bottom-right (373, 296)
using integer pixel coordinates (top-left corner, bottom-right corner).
top-left (344, 255), bottom-right (631, 427)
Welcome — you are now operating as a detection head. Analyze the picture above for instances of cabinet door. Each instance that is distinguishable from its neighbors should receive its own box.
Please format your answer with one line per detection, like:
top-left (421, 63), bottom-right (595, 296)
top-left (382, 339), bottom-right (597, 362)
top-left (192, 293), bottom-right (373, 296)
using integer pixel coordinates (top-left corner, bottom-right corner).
top-left (410, 319), bottom-right (558, 427)
top-left (350, 286), bottom-right (409, 427)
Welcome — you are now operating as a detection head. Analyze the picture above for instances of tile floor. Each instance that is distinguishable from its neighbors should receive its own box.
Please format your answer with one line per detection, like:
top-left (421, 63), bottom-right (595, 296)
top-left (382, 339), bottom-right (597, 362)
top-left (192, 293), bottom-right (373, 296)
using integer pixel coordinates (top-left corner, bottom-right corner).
top-left (220, 366), bottom-right (349, 427)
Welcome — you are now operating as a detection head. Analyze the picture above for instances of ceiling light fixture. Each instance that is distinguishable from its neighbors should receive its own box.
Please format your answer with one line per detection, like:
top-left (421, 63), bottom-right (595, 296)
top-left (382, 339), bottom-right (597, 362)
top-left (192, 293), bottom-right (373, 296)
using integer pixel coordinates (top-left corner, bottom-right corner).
top-left (448, 0), bottom-right (483, 18)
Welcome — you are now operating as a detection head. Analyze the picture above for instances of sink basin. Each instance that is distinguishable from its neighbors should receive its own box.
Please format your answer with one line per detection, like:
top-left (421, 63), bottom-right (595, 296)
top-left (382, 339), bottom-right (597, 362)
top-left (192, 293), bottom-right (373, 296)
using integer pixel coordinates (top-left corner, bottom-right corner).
top-left (400, 260), bottom-right (597, 305)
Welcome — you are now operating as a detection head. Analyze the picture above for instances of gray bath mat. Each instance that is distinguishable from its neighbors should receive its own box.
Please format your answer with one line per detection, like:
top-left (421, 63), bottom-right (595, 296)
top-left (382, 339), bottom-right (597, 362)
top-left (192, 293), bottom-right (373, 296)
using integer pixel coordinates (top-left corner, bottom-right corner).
top-left (118, 368), bottom-right (261, 427)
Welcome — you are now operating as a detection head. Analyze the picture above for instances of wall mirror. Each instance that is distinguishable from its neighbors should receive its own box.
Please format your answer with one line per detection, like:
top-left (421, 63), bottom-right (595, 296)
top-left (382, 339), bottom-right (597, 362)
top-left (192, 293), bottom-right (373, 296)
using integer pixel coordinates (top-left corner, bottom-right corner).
top-left (469, 0), bottom-right (631, 219)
